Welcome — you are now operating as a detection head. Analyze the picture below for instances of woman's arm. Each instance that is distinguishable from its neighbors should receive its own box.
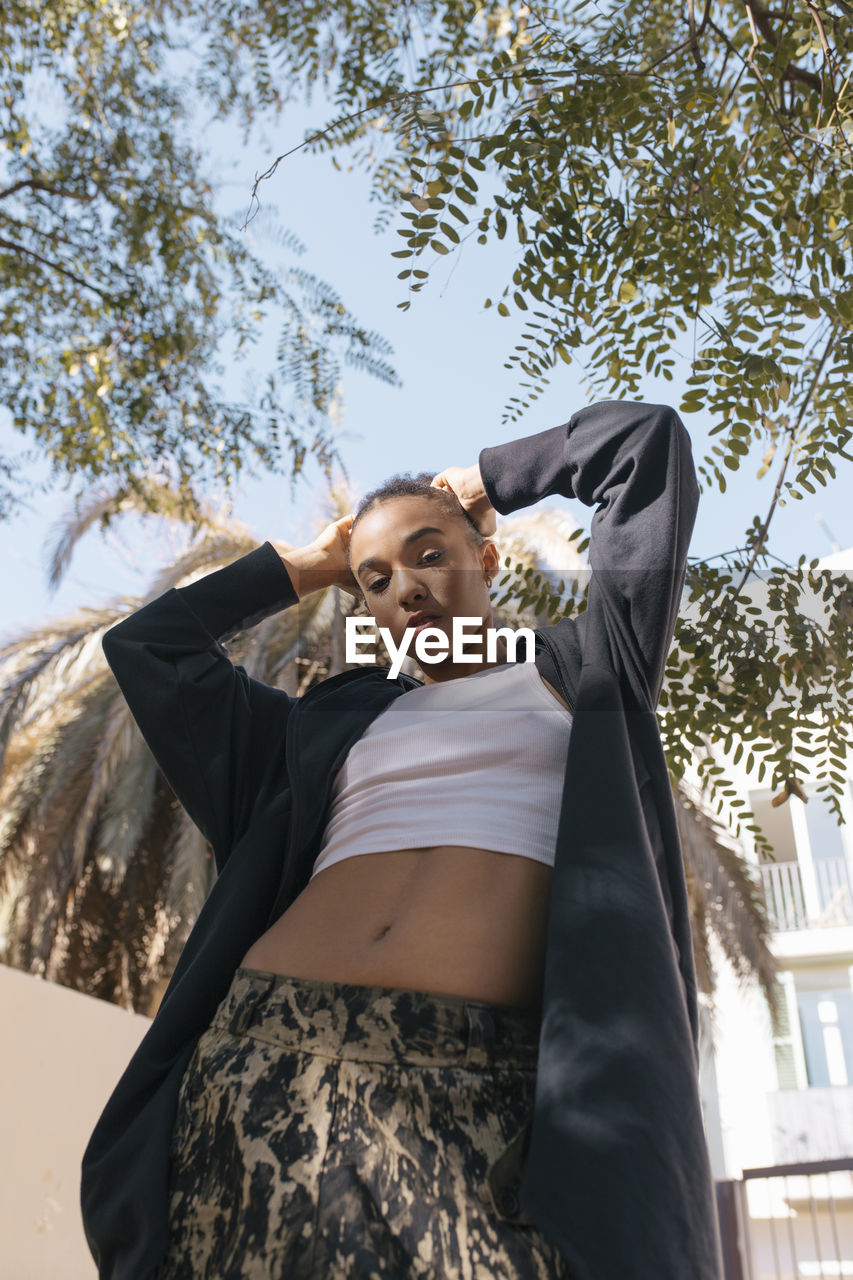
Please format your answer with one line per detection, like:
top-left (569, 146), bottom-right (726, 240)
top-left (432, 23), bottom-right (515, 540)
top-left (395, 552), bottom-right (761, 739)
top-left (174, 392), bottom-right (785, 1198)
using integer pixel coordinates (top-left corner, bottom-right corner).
top-left (101, 541), bottom-right (305, 874)
top-left (476, 400), bottom-right (700, 712)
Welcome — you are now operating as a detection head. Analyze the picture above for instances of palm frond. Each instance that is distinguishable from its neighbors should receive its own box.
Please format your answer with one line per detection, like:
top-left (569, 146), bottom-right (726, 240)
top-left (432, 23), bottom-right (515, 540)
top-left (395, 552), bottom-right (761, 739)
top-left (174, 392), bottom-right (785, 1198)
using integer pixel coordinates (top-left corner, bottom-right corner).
top-left (70, 692), bottom-right (146, 882)
top-left (163, 812), bottom-right (215, 932)
top-left (0, 609), bottom-right (124, 755)
top-left (92, 743), bottom-right (160, 889)
top-left (43, 477), bottom-right (224, 592)
top-left (144, 531), bottom-right (262, 601)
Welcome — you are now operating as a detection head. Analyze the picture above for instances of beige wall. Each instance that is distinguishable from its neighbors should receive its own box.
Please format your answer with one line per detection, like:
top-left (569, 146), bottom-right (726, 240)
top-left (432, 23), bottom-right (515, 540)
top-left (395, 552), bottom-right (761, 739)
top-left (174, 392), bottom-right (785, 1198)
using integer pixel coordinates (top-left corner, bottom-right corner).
top-left (1, 964), bottom-right (151, 1279)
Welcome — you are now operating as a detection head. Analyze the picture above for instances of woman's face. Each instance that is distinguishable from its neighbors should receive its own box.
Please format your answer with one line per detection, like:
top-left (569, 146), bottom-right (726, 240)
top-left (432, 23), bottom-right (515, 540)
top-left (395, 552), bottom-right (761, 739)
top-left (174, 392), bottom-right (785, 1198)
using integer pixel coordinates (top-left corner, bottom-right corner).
top-left (349, 495), bottom-right (501, 680)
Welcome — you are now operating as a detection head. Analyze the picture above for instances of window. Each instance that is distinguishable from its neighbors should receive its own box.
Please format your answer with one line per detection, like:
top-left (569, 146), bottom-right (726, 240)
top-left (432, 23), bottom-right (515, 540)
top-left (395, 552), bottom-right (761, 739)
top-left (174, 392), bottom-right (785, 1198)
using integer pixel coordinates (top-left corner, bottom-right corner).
top-left (749, 789), bottom-right (797, 864)
top-left (769, 977), bottom-right (800, 1090)
top-left (803, 783), bottom-right (851, 864)
top-left (803, 782), bottom-right (853, 918)
top-left (797, 988), bottom-right (853, 1087)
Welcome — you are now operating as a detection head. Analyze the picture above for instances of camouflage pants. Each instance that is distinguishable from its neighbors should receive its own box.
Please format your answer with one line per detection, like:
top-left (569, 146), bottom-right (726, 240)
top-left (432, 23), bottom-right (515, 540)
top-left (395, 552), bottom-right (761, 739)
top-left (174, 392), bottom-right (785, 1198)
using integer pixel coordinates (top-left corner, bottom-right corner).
top-left (152, 966), bottom-right (575, 1279)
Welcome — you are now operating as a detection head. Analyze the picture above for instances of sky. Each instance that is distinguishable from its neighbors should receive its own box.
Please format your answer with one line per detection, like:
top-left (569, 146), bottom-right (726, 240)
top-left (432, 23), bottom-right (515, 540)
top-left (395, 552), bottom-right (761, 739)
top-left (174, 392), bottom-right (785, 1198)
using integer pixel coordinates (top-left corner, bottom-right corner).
top-left (2, 89), bottom-right (852, 642)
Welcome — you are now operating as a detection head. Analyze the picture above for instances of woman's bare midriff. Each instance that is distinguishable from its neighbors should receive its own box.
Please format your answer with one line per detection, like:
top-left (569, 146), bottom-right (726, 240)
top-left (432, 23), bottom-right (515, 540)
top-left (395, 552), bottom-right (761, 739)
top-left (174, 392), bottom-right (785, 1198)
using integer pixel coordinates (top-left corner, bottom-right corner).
top-left (240, 673), bottom-right (571, 1012)
top-left (241, 847), bottom-right (553, 1011)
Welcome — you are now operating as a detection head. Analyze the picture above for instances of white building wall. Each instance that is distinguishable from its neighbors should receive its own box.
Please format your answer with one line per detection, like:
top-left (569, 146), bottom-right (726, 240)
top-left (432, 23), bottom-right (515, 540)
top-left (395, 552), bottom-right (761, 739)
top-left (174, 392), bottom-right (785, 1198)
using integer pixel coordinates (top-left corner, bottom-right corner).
top-left (706, 929), bottom-right (780, 1177)
top-left (1, 964), bottom-right (150, 1279)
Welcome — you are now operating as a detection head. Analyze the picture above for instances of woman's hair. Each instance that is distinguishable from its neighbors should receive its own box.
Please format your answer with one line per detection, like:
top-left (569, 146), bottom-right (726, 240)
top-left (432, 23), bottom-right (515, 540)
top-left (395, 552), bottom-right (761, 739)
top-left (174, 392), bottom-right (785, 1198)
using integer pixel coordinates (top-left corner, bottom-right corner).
top-left (346, 471), bottom-right (487, 581)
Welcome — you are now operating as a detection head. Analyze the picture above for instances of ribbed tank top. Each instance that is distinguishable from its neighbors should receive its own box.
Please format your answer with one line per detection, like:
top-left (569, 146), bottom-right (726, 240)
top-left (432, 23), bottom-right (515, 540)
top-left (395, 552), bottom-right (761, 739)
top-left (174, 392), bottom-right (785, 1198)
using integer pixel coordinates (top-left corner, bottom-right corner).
top-left (309, 659), bottom-right (573, 882)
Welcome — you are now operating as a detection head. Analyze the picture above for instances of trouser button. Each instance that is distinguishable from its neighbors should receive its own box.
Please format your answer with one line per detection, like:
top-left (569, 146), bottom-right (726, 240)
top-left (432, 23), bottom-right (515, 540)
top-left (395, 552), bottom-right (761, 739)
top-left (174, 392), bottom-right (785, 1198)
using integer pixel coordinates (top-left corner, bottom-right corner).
top-left (499, 1189), bottom-right (520, 1217)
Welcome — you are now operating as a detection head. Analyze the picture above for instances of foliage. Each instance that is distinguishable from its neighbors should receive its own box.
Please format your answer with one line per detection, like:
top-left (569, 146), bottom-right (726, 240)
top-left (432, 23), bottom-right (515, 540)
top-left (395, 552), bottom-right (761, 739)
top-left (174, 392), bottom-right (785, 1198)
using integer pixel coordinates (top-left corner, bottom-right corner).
top-left (504, 547), bottom-right (853, 861)
top-left (0, 483), bottom-right (336, 1011)
top-left (4, 0), bottom-right (853, 898)
top-left (235, 0), bottom-right (853, 856)
top-left (0, 0), bottom-right (399, 523)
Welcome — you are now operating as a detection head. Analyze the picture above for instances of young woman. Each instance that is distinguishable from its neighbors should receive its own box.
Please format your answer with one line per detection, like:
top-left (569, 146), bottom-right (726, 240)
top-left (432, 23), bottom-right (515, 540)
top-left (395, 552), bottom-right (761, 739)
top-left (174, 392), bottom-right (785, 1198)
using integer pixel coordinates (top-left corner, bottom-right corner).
top-left (81, 400), bottom-right (725, 1280)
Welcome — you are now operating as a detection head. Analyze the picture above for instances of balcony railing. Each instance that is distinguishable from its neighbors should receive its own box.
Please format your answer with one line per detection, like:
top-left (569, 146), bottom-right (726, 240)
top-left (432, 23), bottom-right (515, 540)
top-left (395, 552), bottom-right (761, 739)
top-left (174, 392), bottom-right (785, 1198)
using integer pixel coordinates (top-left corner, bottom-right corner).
top-left (761, 858), bottom-right (853, 931)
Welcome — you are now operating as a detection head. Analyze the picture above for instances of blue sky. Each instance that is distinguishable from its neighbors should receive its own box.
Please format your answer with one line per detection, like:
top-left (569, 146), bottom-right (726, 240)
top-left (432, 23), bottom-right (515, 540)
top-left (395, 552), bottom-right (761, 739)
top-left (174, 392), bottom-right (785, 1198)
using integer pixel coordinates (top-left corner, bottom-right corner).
top-left (2, 94), bottom-right (852, 641)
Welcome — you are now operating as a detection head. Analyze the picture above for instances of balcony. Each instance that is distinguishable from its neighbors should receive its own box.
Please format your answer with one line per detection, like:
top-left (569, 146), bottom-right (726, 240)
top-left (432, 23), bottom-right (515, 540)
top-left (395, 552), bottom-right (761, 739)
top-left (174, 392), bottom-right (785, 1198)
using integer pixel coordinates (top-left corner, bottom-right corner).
top-left (761, 858), bottom-right (853, 931)
top-left (767, 1086), bottom-right (853, 1164)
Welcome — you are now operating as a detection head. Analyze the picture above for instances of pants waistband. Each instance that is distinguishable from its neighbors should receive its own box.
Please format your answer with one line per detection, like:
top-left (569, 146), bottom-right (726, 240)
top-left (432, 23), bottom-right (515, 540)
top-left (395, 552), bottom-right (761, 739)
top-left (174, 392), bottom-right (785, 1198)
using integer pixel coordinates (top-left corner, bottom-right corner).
top-left (210, 966), bottom-right (542, 1070)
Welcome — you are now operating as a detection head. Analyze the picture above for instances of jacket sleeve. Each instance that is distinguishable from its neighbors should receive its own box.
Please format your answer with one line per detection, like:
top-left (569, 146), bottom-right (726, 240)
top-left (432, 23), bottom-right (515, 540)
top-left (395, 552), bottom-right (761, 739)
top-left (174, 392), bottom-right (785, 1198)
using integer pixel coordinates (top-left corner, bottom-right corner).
top-left (478, 400), bottom-right (699, 713)
top-left (101, 540), bottom-right (300, 872)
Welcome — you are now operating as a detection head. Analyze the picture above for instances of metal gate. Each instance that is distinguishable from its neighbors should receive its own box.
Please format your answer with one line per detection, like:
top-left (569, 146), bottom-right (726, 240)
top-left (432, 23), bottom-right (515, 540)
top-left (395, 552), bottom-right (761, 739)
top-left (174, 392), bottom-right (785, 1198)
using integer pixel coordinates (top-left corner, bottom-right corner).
top-left (717, 1159), bottom-right (853, 1280)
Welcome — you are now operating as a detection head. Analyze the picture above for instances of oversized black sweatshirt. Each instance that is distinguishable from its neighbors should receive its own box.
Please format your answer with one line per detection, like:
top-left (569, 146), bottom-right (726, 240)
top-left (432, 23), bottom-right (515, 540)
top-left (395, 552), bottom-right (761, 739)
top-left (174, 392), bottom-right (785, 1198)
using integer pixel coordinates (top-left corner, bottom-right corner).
top-left (80, 399), bottom-right (725, 1280)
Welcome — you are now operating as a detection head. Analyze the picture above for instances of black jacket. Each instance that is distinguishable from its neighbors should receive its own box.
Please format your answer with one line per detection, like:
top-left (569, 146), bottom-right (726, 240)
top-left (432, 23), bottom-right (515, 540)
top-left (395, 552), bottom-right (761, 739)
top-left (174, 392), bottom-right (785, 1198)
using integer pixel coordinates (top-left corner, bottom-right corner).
top-left (80, 399), bottom-right (725, 1280)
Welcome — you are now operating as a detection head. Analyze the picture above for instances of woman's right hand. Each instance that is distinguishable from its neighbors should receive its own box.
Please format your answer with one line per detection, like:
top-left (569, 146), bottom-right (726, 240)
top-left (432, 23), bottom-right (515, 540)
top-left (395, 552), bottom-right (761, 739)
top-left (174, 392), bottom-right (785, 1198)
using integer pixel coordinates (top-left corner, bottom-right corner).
top-left (277, 513), bottom-right (360, 599)
top-left (310, 513), bottom-right (359, 597)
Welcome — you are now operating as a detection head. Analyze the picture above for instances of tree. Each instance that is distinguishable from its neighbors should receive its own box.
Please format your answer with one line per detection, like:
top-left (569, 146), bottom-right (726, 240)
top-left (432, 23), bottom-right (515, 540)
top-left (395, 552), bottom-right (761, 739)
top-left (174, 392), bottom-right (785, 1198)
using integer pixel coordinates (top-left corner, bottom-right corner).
top-left (0, 0), bottom-right (399, 523)
top-left (0, 489), bottom-right (774, 1019)
top-left (0, 483), bottom-right (343, 1013)
top-left (5, 0), bottom-right (852, 874)
top-left (229, 0), bottom-right (853, 857)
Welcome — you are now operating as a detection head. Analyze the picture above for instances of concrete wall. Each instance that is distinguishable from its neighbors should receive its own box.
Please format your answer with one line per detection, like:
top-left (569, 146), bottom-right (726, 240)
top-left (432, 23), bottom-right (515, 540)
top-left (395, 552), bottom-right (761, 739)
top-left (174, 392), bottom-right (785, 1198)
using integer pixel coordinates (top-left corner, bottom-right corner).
top-left (0, 964), bottom-right (151, 1279)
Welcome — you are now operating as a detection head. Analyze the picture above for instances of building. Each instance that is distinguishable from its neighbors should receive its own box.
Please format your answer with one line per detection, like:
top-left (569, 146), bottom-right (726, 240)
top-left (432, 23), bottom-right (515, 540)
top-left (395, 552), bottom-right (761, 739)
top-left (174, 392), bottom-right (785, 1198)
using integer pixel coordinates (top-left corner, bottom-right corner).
top-left (694, 547), bottom-right (853, 1279)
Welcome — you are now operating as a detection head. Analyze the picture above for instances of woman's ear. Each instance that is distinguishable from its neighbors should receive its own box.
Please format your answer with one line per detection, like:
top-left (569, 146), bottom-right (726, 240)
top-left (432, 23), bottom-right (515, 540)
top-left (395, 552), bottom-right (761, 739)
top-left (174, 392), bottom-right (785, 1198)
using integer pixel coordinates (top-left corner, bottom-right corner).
top-left (482, 539), bottom-right (500, 578)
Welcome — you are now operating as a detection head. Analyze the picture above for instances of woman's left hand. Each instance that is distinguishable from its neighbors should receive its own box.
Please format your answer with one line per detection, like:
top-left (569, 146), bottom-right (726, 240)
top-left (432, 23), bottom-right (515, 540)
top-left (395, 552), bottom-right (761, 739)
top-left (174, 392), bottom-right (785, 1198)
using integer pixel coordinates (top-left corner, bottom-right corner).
top-left (430, 464), bottom-right (497, 537)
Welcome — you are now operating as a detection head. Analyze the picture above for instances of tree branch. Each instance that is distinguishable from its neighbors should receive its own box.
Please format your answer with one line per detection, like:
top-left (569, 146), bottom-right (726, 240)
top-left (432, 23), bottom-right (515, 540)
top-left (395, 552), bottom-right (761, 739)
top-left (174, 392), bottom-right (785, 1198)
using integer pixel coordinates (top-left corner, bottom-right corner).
top-left (0, 178), bottom-right (97, 204)
top-left (243, 51), bottom-right (698, 222)
top-left (687, 0), bottom-right (707, 71)
top-left (745, 1), bottom-right (822, 91)
top-left (0, 208), bottom-right (99, 257)
top-left (0, 236), bottom-right (116, 303)
top-left (708, 15), bottom-right (800, 160)
top-left (732, 319), bottom-right (841, 600)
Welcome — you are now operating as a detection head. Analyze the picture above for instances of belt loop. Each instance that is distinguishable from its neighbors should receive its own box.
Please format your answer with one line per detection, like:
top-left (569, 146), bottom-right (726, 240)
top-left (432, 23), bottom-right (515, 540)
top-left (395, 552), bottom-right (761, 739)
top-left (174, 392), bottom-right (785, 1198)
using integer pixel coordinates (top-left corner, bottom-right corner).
top-left (228, 974), bottom-right (276, 1036)
top-left (464, 1004), bottom-right (495, 1068)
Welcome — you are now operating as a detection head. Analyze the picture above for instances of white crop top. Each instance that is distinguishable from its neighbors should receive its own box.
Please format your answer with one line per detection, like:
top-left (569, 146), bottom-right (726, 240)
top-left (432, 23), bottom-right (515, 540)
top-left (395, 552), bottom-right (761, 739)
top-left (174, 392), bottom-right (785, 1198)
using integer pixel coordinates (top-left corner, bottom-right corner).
top-left (309, 659), bottom-right (573, 882)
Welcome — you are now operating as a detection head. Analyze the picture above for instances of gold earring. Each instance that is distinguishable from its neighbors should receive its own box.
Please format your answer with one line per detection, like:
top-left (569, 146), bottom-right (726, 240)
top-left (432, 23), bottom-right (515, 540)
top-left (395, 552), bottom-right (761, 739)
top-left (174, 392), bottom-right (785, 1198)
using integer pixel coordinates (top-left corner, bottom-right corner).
top-left (485, 575), bottom-right (492, 589)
